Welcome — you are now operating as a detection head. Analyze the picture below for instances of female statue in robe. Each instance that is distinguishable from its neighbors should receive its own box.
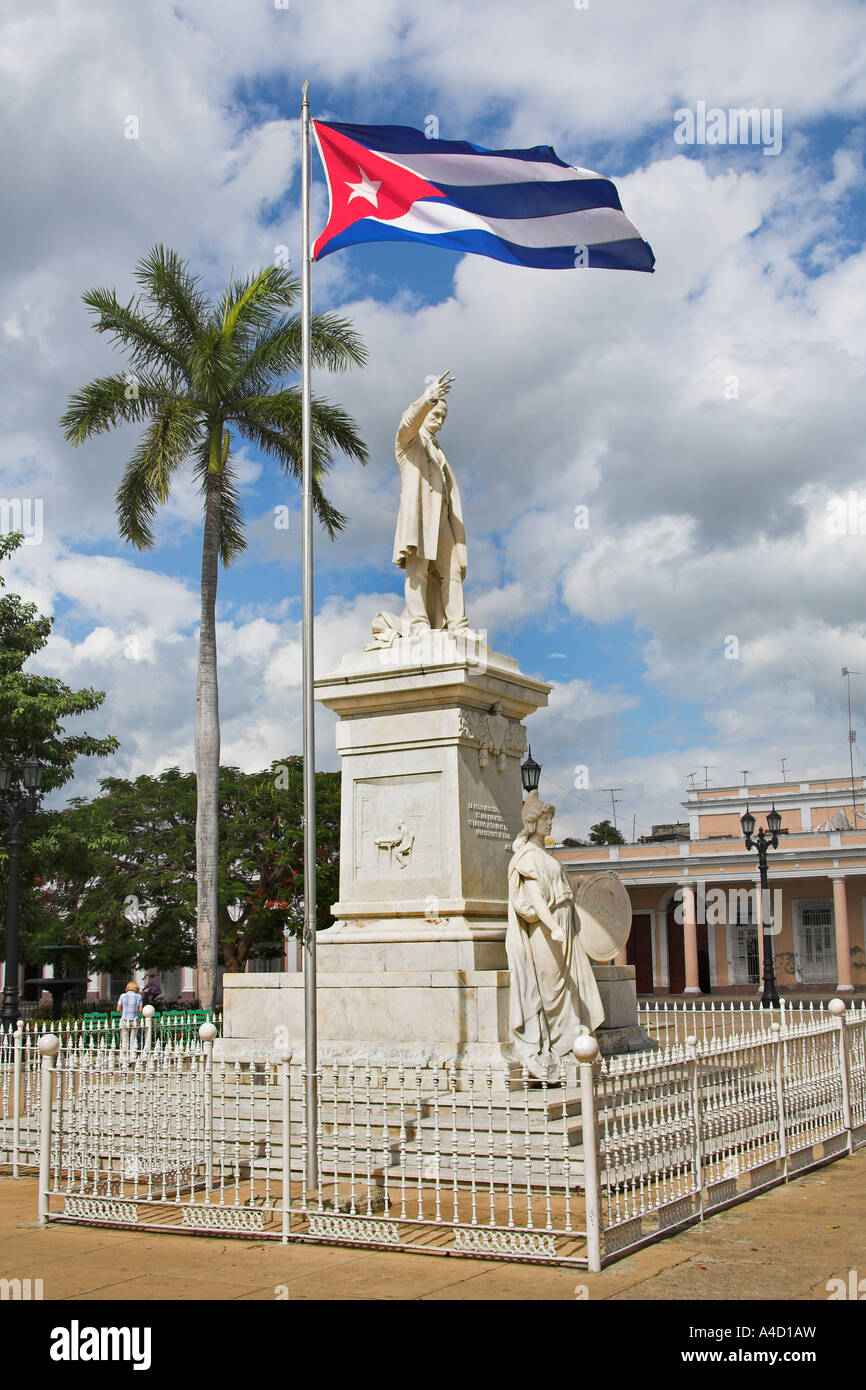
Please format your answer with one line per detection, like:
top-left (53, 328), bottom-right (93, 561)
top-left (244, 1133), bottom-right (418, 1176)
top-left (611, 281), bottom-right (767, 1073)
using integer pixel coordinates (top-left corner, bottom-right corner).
top-left (506, 791), bottom-right (605, 1080)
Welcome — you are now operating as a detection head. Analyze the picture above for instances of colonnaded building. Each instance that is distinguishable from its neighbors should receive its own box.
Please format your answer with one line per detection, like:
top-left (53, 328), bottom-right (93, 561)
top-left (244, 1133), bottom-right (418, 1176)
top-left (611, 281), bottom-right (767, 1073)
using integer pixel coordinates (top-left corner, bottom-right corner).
top-left (554, 774), bottom-right (866, 998)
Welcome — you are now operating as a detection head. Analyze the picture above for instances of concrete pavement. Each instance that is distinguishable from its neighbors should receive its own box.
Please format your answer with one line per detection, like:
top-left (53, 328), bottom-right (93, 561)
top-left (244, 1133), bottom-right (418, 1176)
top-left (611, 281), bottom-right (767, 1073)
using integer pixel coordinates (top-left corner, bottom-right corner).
top-left (1, 1148), bottom-right (865, 1300)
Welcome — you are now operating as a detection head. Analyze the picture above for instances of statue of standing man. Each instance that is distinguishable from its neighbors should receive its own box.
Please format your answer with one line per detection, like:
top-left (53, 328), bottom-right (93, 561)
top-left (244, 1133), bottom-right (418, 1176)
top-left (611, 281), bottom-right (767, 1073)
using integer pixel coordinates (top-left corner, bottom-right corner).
top-left (392, 372), bottom-right (469, 636)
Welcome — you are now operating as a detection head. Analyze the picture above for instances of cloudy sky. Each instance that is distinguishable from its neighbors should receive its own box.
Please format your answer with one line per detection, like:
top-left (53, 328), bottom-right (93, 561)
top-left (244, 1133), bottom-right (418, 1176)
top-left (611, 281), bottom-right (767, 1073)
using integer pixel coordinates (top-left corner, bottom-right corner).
top-left (2, 0), bottom-right (865, 839)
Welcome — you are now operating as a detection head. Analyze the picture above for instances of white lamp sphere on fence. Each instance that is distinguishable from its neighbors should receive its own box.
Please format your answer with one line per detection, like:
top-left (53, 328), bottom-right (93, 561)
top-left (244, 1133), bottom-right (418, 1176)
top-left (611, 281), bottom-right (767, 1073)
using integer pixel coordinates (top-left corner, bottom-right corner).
top-left (572, 1035), bottom-right (600, 1063)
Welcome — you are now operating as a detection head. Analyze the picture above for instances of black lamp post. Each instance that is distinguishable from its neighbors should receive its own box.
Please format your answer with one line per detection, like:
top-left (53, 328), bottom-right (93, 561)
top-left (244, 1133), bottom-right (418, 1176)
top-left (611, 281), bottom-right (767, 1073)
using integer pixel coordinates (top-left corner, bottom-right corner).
top-left (0, 755), bottom-right (45, 1028)
top-left (521, 747), bottom-right (541, 795)
top-left (741, 802), bottom-right (782, 1007)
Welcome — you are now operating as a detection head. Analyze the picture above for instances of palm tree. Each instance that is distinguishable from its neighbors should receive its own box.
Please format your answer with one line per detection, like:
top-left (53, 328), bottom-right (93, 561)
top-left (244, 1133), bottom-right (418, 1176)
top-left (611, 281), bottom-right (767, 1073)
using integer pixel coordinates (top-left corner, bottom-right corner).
top-left (61, 246), bottom-right (367, 1006)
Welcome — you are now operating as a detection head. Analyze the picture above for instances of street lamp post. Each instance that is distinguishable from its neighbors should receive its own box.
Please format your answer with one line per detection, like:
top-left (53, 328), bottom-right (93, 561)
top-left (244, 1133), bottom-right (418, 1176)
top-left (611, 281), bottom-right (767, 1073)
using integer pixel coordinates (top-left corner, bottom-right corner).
top-left (741, 803), bottom-right (783, 1007)
top-left (0, 757), bottom-right (45, 1028)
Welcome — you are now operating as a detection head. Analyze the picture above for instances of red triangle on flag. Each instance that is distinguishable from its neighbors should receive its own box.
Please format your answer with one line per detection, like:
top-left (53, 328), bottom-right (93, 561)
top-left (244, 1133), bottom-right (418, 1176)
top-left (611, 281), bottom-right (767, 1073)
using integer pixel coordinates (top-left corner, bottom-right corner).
top-left (313, 122), bottom-right (446, 259)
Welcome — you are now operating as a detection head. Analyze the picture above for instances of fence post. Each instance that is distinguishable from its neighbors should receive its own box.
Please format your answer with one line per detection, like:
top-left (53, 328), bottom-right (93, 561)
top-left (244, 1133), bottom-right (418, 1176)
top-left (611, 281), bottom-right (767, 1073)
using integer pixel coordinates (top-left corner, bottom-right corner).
top-left (199, 1022), bottom-right (217, 1191)
top-left (770, 1022), bottom-right (788, 1177)
top-left (280, 1049), bottom-right (293, 1242)
top-left (574, 1035), bottom-right (601, 1274)
top-left (37, 1033), bottom-right (59, 1227)
top-left (12, 1020), bottom-right (24, 1177)
top-left (141, 1004), bottom-right (155, 1054)
top-left (685, 1034), bottom-right (704, 1218)
top-left (828, 998), bottom-right (852, 1153)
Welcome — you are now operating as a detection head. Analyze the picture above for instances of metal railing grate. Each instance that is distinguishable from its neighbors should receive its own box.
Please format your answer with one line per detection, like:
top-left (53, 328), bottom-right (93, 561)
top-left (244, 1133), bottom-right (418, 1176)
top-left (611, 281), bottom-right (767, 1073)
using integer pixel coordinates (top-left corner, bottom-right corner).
top-left (3, 999), bottom-right (863, 1270)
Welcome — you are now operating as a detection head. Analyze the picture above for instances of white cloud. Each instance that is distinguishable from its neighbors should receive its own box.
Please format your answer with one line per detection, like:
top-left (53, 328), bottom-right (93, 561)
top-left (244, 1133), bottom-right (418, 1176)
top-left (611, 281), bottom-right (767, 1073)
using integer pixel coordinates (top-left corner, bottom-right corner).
top-left (1, 0), bottom-right (865, 837)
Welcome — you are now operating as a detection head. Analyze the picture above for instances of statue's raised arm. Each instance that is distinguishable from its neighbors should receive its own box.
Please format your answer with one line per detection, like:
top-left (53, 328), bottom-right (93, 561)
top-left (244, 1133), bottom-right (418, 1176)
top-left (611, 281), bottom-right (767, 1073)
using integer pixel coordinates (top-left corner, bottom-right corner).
top-left (396, 371), bottom-right (455, 449)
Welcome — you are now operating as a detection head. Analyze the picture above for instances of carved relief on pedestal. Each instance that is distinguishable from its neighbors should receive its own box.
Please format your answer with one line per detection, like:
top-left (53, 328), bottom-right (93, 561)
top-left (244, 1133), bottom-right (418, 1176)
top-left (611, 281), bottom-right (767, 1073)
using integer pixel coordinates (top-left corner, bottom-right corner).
top-left (374, 820), bottom-right (415, 870)
top-left (458, 702), bottom-right (527, 773)
top-left (354, 773), bottom-right (440, 880)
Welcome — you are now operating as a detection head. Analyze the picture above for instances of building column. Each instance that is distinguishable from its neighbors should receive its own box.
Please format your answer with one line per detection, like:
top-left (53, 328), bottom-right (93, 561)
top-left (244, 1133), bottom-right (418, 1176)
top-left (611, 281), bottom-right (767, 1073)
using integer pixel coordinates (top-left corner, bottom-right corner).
top-left (831, 875), bottom-right (854, 992)
top-left (754, 874), bottom-right (765, 996)
top-left (656, 907), bottom-right (669, 991)
top-left (681, 881), bottom-right (701, 994)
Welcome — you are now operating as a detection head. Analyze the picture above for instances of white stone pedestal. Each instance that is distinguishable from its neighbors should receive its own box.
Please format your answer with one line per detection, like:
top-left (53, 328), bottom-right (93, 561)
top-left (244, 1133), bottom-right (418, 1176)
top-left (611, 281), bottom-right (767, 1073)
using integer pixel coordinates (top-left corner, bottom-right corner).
top-left (220, 635), bottom-right (656, 1065)
top-left (220, 961), bottom-right (655, 1065)
top-left (319, 632), bottom-right (550, 940)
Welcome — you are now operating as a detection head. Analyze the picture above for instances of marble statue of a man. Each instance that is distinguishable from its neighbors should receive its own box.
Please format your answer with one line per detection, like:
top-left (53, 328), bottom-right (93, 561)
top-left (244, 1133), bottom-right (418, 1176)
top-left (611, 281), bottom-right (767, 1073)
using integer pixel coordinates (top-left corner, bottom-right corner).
top-left (507, 792), bottom-right (605, 1080)
top-left (393, 371), bottom-right (468, 635)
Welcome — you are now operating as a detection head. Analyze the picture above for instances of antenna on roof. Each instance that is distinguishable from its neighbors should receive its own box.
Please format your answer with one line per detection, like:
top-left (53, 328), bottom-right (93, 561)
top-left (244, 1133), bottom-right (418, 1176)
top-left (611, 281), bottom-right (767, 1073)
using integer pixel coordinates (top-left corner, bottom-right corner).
top-left (843, 668), bottom-right (860, 828)
top-left (601, 786), bottom-right (623, 835)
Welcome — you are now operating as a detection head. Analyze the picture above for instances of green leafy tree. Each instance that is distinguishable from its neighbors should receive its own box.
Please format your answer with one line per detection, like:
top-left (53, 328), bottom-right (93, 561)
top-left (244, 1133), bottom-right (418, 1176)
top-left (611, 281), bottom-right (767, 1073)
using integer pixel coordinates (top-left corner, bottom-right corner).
top-left (0, 533), bottom-right (118, 962)
top-left (588, 819), bottom-right (625, 846)
top-left (40, 758), bottom-right (340, 980)
top-left (39, 769), bottom-right (198, 981)
top-left (60, 246), bottom-right (367, 1005)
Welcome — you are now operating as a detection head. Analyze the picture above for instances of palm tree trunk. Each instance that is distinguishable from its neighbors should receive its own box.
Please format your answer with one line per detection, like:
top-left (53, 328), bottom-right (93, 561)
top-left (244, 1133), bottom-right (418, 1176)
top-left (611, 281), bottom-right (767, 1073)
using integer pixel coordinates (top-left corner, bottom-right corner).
top-left (195, 471), bottom-right (222, 1008)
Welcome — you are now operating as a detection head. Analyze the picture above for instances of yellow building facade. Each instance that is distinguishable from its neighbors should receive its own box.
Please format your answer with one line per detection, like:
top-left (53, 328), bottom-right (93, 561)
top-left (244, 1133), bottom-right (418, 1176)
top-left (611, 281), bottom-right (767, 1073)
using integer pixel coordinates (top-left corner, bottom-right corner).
top-left (553, 775), bottom-right (866, 997)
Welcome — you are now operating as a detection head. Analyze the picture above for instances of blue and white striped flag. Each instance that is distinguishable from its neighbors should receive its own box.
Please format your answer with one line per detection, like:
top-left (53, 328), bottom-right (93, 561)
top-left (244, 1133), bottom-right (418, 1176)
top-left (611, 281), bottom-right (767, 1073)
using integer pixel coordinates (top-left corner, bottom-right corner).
top-left (313, 121), bottom-right (654, 272)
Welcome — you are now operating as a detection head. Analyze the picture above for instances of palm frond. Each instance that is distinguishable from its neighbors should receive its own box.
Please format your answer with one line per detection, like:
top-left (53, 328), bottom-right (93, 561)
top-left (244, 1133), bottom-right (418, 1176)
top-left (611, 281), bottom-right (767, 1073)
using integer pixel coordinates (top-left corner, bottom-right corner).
top-left (233, 396), bottom-right (365, 539)
top-left (235, 391), bottom-right (368, 466)
top-left (308, 479), bottom-right (348, 539)
top-left (59, 373), bottom-right (175, 445)
top-left (80, 288), bottom-right (186, 380)
top-left (146, 398), bottom-right (203, 502)
top-left (236, 311), bottom-right (367, 394)
top-left (188, 324), bottom-right (238, 406)
top-left (115, 445), bottom-right (161, 551)
top-left (115, 405), bottom-right (203, 548)
top-left (218, 264), bottom-right (300, 345)
top-left (132, 245), bottom-right (210, 351)
top-left (232, 409), bottom-right (302, 479)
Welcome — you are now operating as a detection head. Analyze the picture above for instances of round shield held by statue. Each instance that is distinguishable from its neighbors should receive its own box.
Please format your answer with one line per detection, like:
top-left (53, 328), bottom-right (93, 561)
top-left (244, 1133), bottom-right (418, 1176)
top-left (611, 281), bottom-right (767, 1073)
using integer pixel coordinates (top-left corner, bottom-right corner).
top-left (569, 872), bottom-right (632, 961)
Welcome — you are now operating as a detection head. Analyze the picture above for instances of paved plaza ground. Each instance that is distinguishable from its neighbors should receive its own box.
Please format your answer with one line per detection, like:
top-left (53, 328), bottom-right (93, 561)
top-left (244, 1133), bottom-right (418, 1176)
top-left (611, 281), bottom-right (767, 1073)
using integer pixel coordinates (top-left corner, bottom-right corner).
top-left (1, 1147), bottom-right (865, 1301)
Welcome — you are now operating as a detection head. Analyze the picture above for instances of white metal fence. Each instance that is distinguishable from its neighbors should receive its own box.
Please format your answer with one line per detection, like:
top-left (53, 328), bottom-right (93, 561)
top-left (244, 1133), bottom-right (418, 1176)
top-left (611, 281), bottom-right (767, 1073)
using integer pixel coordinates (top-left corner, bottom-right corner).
top-left (4, 1000), bottom-right (865, 1270)
top-left (598, 1004), bottom-right (865, 1259)
top-left (637, 998), bottom-right (830, 1049)
top-left (0, 1014), bottom-right (220, 1176)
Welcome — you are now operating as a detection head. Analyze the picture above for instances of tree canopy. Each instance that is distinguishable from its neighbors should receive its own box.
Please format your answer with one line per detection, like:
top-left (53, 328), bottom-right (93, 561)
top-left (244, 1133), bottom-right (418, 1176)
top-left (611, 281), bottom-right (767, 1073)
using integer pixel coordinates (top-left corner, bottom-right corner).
top-left (0, 533), bottom-right (118, 793)
top-left (34, 758), bottom-right (340, 978)
top-left (0, 532), bottom-right (118, 955)
top-left (587, 819), bottom-right (626, 846)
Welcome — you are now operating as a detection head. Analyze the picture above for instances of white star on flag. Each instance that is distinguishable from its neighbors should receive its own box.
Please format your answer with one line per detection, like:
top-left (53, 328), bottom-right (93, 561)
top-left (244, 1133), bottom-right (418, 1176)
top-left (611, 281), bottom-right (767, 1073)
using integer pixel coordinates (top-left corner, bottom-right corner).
top-left (345, 165), bottom-right (382, 206)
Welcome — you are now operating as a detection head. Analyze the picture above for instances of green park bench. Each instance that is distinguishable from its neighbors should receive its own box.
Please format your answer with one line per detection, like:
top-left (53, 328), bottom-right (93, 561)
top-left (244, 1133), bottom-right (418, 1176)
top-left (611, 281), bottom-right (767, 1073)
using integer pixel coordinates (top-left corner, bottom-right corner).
top-left (74, 1008), bottom-right (217, 1043)
top-left (81, 1013), bottom-right (119, 1035)
top-left (155, 1009), bottom-right (212, 1041)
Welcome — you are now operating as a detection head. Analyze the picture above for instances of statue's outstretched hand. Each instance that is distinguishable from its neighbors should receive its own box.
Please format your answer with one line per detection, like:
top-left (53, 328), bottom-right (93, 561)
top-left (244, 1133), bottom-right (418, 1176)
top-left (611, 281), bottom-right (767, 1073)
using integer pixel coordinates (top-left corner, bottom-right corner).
top-left (551, 927), bottom-right (566, 945)
top-left (425, 370), bottom-right (455, 404)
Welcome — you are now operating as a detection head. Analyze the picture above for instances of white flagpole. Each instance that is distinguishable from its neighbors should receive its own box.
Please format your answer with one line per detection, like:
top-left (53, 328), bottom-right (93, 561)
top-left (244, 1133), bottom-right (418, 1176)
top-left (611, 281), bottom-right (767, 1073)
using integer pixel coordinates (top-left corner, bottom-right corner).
top-left (300, 77), bottom-right (318, 1191)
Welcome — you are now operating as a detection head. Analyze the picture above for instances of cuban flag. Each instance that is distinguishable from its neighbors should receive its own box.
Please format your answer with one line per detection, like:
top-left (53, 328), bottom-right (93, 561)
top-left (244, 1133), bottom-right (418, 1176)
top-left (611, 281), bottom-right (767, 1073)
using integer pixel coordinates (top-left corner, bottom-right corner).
top-left (312, 121), bottom-right (654, 272)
